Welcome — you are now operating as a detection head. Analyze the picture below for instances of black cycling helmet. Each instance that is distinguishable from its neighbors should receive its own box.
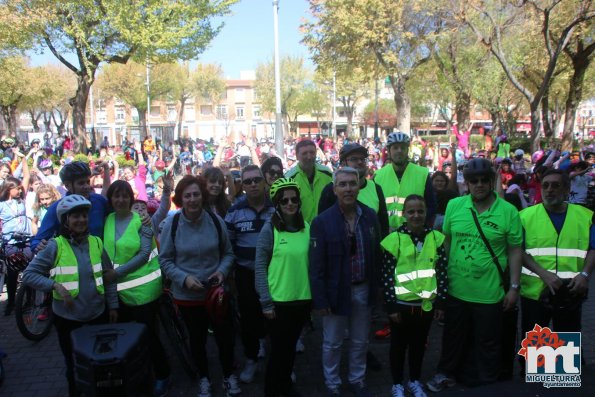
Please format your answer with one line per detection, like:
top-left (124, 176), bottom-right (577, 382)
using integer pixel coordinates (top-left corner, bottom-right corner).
top-left (339, 143), bottom-right (368, 162)
top-left (463, 158), bottom-right (495, 180)
top-left (59, 161), bottom-right (91, 183)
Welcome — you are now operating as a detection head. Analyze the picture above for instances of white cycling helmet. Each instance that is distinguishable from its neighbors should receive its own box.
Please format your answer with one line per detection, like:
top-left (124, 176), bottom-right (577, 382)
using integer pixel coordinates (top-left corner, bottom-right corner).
top-left (57, 194), bottom-right (91, 224)
top-left (386, 131), bottom-right (410, 147)
top-left (514, 149), bottom-right (524, 157)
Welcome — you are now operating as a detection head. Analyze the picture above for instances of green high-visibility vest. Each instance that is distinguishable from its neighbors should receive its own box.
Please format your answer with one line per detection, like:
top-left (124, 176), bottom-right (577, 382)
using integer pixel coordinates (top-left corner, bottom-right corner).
top-left (374, 162), bottom-right (428, 230)
top-left (520, 204), bottom-right (592, 301)
top-left (381, 230), bottom-right (444, 311)
top-left (51, 236), bottom-right (105, 300)
top-left (285, 164), bottom-right (332, 223)
top-left (104, 213), bottom-right (162, 306)
top-left (358, 180), bottom-right (380, 213)
top-left (267, 223), bottom-right (311, 302)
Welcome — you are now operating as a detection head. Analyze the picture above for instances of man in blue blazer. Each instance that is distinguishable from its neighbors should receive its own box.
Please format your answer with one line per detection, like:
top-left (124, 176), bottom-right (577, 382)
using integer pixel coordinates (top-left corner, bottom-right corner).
top-left (309, 167), bottom-right (382, 397)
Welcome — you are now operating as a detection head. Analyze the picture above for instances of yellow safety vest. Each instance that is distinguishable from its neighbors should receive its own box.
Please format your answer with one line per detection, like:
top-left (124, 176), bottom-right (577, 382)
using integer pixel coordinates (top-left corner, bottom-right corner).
top-left (374, 162), bottom-right (428, 230)
top-left (520, 204), bottom-right (592, 300)
top-left (358, 180), bottom-right (380, 213)
top-left (104, 213), bottom-right (162, 306)
top-left (381, 230), bottom-right (444, 311)
top-left (51, 236), bottom-right (104, 300)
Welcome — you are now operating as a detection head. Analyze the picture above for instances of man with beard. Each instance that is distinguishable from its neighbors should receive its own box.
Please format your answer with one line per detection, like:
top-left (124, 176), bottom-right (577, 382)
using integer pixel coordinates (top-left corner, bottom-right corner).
top-left (518, 169), bottom-right (594, 368)
top-left (427, 158), bottom-right (522, 391)
top-left (373, 132), bottom-right (436, 231)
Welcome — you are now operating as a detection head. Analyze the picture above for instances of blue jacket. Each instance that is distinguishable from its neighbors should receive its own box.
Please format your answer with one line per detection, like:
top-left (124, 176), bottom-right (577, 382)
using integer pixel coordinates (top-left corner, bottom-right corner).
top-left (309, 202), bottom-right (381, 316)
top-left (31, 193), bottom-right (109, 251)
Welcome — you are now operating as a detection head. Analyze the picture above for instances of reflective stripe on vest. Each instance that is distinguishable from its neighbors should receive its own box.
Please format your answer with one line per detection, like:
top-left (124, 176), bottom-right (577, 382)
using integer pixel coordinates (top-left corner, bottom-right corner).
top-left (520, 204), bottom-right (593, 300)
top-left (380, 230), bottom-right (444, 311)
top-left (104, 213), bottom-right (162, 306)
top-left (374, 163), bottom-right (428, 231)
top-left (267, 223), bottom-right (312, 302)
top-left (51, 236), bottom-right (105, 300)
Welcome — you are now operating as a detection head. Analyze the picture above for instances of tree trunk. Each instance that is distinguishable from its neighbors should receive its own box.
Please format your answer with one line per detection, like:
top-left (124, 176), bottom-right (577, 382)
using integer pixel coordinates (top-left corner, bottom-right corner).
top-left (561, 55), bottom-right (589, 151)
top-left (393, 79), bottom-right (411, 134)
top-left (346, 110), bottom-right (354, 137)
top-left (70, 74), bottom-right (93, 152)
top-left (43, 112), bottom-right (52, 132)
top-left (1, 104), bottom-right (19, 137)
top-left (138, 109), bottom-right (147, 141)
top-left (542, 92), bottom-right (553, 139)
top-left (176, 98), bottom-right (186, 140)
top-left (529, 104), bottom-right (542, 152)
top-left (455, 92), bottom-right (471, 131)
top-left (489, 110), bottom-right (502, 138)
top-left (29, 111), bottom-right (41, 132)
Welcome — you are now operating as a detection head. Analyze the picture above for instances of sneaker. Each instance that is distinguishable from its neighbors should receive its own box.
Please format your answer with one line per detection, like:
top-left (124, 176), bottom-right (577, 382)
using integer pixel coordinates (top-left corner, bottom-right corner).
top-left (348, 381), bottom-right (372, 397)
top-left (222, 374), bottom-right (242, 397)
top-left (426, 373), bottom-right (456, 392)
top-left (374, 324), bottom-right (390, 339)
top-left (327, 386), bottom-right (342, 397)
top-left (239, 359), bottom-right (257, 383)
top-left (154, 377), bottom-right (170, 397)
top-left (295, 337), bottom-right (305, 353)
top-left (391, 384), bottom-right (405, 397)
top-left (258, 338), bottom-right (266, 359)
top-left (405, 380), bottom-right (427, 397)
top-left (197, 377), bottom-right (211, 397)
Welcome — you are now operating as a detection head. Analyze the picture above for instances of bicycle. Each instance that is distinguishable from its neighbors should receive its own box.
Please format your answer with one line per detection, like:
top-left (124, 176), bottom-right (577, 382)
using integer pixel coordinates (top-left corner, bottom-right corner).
top-left (158, 285), bottom-right (198, 379)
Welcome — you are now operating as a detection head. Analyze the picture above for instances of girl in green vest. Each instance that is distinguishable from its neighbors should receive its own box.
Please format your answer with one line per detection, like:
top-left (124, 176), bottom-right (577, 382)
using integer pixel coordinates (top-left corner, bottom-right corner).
top-left (22, 194), bottom-right (118, 397)
top-left (103, 180), bottom-right (170, 396)
top-left (380, 195), bottom-right (448, 397)
top-left (255, 178), bottom-right (311, 397)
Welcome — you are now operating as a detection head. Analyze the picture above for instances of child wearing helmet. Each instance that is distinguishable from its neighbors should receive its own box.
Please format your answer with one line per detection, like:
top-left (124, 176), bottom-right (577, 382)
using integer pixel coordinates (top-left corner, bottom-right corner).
top-left (22, 194), bottom-right (118, 397)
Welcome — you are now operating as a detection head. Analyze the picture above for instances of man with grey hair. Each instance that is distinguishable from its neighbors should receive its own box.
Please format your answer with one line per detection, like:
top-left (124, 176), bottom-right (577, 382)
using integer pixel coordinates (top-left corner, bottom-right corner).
top-left (309, 167), bottom-right (382, 397)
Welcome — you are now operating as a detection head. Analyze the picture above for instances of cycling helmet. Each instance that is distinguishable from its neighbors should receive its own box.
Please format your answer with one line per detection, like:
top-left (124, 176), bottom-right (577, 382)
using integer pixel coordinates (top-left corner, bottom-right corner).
top-left (339, 143), bottom-right (368, 161)
top-left (56, 194), bottom-right (91, 223)
top-left (146, 198), bottom-right (160, 215)
top-left (501, 158), bottom-right (512, 165)
top-left (500, 134), bottom-right (508, 142)
top-left (514, 149), bottom-right (524, 157)
top-left (494, 157), bottom-right (504, 166)
top-left (463, 158), bottom-right (495, 179)
top-left (531, 150), bottom-right (545, 164)
top-left (269, 178), bottom-right (300, 202)
top-left (6, 252), bottom-right (28, 273)
top-left (1, 137), bottom-right (14, 145)
top-left (155, 160), bottom-right (166, 170)
top-left (59, 161), bottom-right (91, 183)
top-left (386, 131), bottom-right (410, 147)
top-left (39, 159), bottom-right (53, 170)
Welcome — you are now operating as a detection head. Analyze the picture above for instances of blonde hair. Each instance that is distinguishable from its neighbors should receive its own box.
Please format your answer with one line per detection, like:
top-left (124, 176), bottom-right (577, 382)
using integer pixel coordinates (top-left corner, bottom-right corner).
top-left (32, 184), bottom-right (61, 212)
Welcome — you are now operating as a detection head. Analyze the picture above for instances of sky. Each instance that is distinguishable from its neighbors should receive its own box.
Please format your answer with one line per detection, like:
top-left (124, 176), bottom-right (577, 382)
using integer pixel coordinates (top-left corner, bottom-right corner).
top-left (29, 0), bottom-right (314, 79)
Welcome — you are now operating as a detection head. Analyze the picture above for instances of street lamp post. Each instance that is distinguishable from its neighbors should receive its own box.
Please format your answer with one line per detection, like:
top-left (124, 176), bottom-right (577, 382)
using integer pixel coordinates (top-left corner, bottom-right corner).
top-left (331, 70), bottom-right (336, 138)
top-left (146, 62), bottom-right (151, 138)
top-left (273, 0), bottom-right (284, 157)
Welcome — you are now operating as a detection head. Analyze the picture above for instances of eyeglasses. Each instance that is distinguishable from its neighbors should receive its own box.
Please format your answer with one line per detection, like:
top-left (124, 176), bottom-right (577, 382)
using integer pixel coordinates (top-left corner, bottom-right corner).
top-left (346, 156), bottom-right (366, 164)
top-left (279, 197), bottom-right (299, 205)
top-left (267, 169), bottom-right (283, 177)
top-left (242, 176), bottom-right (264, 185)
top-left (542, 182), bottom-right (562, 190)
top-left (468, 177), bottom-right (491, 185)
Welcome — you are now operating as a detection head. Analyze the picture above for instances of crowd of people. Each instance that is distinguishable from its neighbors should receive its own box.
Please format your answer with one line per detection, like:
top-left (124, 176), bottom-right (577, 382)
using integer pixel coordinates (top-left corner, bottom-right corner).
top-left (0, 129), bottom-right (593, 397)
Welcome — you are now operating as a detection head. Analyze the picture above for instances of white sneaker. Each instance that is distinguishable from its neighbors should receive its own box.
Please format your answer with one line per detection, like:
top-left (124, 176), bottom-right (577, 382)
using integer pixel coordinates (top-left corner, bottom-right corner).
top-left (391, 384), bottom-right (405, 397)
top-left (426, 373), bottom-right (456, 392)
top-left (258, 338), bottom-right (266, 359)
top-left (295, 337), bottom-right (305, 353)
top-left (406, 380), bottom-right (427, 397)
top-left (239, 359), bottom-right (258, 383)
top-left (222, 374), bottom-right (242, 397)
top-left (197, 377), bottom-right (211, 397)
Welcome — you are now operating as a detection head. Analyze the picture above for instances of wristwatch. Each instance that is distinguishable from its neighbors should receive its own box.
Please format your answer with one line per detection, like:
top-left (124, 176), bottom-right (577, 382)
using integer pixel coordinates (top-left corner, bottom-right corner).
top-left (579, 271), bottom-right (590, 279)
top-left (509, 283), bottom-right (521, 291)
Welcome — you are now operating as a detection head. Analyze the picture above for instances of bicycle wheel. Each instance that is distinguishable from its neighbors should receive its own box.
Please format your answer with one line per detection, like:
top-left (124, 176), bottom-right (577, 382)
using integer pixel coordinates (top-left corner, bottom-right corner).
top-left (15, 285), bottom-right (54, 341)
top-left (158, 294), bottom-right (197, 379)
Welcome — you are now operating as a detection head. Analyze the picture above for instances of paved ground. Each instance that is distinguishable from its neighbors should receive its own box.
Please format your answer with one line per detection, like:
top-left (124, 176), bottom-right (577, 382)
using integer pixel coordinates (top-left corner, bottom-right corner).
top-left (1, 276), bottom-right (594, 397)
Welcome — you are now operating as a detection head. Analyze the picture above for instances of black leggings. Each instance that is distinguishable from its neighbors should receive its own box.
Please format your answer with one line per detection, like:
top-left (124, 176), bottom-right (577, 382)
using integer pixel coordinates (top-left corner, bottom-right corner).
top-left (119, 299), bottom-right (170, 380)
top-left (178, 305), bottom-right (235, 378)
top-left (389, 305), bottom-right (434, 384)
top-left (235, 266), bottom-right (265, 361)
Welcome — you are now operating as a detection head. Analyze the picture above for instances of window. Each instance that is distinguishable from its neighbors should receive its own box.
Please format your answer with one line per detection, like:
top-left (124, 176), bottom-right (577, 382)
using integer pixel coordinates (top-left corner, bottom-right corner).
top-left (96, 110), bottom-right (107, 124)
top-left (253, 105), bottom-right (261, 119)
top-left (252, 90), bottom-right (258, 101)
top-left (150, 105), bottom-right (160, 117)
top-left (236, 106), bottom-right (244, 119)
top-left (200, 105), bottom-right (212, 116)
top-left (167, 106), bottom-right (177, 122)
top-left (216, 105), bottom-right (228, 119)
top-left (235, 88), bottom-right (245, 102)
top-left (115, 107), bottom-right (125, 123)
top-left (185, 105), bottom-right (195, 121)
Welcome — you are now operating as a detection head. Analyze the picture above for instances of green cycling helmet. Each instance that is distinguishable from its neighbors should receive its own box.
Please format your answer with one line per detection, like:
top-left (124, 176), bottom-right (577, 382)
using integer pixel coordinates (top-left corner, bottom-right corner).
top-left (269, 178), bottom-right (300, 201)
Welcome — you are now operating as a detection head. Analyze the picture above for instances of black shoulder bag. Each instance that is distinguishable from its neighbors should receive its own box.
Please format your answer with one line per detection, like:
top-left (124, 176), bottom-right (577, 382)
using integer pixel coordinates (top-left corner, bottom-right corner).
top-left (470, 208), bottom-right (517, 380)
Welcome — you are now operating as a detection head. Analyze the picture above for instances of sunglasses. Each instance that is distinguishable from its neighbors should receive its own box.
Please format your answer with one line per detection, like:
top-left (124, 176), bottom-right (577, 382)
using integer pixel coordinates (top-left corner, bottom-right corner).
top-left (468, 177), bottom-right (491, 185)
top-left (267, 169), bottom-right (283, 177)
top-left (242, 176), bottom-right (264, 185)
top-left (279, 197), bottom-right (299, 205)
top-left (542, 182), bottom-right (562, 190)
